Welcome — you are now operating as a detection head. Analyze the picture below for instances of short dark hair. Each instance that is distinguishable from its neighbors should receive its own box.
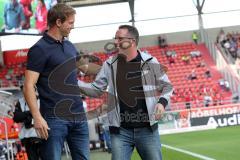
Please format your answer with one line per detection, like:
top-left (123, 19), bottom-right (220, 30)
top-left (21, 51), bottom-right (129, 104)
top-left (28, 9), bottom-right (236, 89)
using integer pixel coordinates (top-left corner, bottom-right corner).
top-left (119, 25), bottom-right (139, 45)
top-left (47, 3), bottom-right (76, 28)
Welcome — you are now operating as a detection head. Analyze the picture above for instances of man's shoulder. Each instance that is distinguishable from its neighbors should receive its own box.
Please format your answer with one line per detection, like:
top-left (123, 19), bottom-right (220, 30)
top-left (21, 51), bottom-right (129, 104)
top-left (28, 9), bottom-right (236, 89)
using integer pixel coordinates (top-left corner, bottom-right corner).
top-left (4, 2), bottom-right (11, 10)
top-left (64, 39), bottom-right (76, 48)
top-left (30, 37), bottom-right (45, 49)
top-left (10, 2), bottom-right (23, 10)
top-left (64, 38), bottom-right (73, 44)
top-left (139, 50), bottom-right (155, 62)
top-left (28, 37), bottom-right (49, 57)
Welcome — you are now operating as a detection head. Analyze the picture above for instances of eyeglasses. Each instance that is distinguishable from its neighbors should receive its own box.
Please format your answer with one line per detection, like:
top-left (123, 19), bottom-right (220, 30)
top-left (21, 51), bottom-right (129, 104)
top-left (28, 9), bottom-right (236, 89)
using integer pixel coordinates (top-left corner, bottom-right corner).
top-left (113, 36), bottom-right (135, 41)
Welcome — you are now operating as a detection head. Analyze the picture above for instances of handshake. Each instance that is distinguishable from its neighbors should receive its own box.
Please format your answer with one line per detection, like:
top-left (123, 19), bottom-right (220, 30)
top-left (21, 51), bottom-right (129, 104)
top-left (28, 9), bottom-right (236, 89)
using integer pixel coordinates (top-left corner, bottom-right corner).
top-left (76, 54), bottom-right (102, 75)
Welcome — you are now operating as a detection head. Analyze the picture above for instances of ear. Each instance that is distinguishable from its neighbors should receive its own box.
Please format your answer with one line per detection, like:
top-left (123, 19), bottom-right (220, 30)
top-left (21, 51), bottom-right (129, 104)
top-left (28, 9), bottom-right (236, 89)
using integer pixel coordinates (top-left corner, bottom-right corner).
top-left (56, 19), bottom-right (62, 28)
top-left (131, 41), bottom-right (135, 47)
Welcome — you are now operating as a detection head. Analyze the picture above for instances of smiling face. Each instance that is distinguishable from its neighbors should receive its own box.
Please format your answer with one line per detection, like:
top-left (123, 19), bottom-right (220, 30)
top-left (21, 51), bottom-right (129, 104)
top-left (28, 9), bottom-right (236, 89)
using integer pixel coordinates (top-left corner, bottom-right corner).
top-left (57, 14), bottom-right (75, 37)
top-left (47, 4), bottom-right (76, 37)
top-left (114, 28), bottom-right (136, 55)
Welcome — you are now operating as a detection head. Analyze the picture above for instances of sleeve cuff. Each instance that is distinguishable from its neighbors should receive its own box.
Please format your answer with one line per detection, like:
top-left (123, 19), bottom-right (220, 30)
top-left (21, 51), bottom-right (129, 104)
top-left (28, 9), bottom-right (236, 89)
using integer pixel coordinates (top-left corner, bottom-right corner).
top-left (158, 97), bottom-right (168, 108)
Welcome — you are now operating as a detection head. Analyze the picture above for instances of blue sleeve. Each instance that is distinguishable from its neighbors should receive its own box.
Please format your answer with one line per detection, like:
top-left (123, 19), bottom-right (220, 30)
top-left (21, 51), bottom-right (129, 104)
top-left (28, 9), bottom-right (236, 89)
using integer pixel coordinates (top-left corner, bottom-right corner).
top-left (19, 5), bottom-right (26, 25)
top-left (4, 4), bottom-right (8, 25)
top-left (27, 45), bottom-right (47, 73)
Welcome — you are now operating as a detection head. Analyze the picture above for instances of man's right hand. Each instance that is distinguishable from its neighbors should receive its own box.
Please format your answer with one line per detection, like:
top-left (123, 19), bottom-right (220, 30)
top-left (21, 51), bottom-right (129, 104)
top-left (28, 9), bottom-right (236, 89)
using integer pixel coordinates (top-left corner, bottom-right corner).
top-left (34, 116), bottom-right (50, 140)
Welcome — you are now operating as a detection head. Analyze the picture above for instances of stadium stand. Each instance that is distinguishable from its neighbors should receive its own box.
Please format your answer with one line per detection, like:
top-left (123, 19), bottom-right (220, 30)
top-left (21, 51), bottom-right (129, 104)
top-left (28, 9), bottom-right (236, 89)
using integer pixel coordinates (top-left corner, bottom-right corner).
top-left (0, 63), bottom-right (25, 88)
top-left (142, 42), bottom-right (232, 110)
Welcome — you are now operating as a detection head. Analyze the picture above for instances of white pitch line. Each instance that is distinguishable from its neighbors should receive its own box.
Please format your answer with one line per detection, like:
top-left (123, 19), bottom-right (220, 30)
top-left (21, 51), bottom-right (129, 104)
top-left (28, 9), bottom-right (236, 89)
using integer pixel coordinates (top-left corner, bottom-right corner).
top-left (162, 144), bottom-right (216, 160)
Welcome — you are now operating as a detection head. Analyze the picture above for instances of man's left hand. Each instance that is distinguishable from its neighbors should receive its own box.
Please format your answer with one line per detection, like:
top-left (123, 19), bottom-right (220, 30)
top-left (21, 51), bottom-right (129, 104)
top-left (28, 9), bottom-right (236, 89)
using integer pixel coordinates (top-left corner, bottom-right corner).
top-left (154, 103), bottom-right (165, 120)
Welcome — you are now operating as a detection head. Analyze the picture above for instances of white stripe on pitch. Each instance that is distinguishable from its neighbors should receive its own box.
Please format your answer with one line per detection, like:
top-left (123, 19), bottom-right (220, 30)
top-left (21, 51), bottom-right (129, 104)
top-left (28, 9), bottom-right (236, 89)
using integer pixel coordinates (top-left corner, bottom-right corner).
top-left (162, 144), bottom-right (216, 160)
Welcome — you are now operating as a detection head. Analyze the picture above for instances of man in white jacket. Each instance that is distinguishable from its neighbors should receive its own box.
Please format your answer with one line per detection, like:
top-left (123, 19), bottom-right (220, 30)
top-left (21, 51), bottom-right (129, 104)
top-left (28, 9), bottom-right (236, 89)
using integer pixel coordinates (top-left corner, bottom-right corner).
top-left (78, 25), bottom-right (173, 160)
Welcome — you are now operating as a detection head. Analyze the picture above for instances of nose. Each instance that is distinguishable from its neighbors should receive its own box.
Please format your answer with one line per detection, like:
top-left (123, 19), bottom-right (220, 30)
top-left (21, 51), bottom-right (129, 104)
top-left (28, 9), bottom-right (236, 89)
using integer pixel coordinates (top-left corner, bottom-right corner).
top-left (114, 42), bottom-right (120, 49)
top-left (71, 24), bottom-right (74, 30)
top-left (114, 39), bottom-right (120, 48)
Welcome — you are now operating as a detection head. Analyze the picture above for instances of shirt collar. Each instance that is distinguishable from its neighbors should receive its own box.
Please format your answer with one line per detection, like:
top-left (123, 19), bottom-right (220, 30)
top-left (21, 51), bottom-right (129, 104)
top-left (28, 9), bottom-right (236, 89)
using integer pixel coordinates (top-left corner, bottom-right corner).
top-left (129, 51), bottom-right (142, 62)
top-left (43, 31), bottom-right (66, 44)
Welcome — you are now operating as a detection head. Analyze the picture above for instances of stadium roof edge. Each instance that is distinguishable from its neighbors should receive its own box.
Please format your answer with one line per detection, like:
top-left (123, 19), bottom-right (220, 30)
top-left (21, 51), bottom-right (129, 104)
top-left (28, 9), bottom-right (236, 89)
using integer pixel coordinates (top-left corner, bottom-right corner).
top-left (62, 0), bottom-right (127, 7)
